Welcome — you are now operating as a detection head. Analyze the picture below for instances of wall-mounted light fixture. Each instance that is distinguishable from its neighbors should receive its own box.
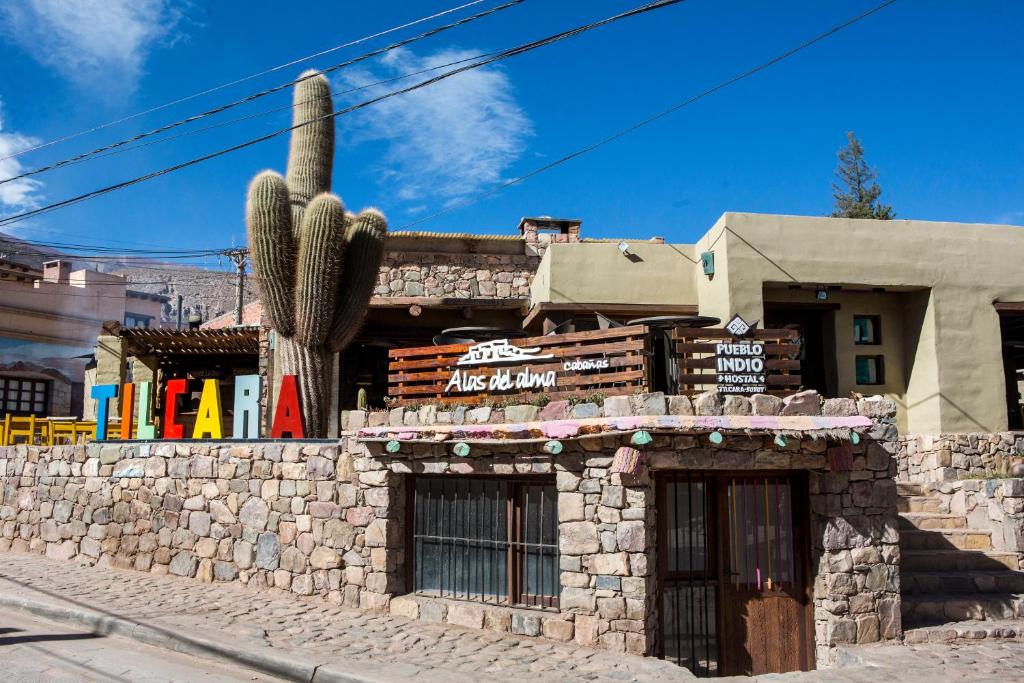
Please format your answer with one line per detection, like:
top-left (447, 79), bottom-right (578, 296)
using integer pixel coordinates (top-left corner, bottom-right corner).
top-left (700, 251), bottom-right (715, 277)
top-left (617, 241), bottom-right (631, 256)
top-left (816, 286), bottom-right (829, 301)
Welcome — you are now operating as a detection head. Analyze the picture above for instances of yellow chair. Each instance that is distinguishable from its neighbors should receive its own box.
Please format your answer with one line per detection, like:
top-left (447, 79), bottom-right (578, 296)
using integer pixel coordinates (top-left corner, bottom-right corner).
top-left (74, 421), bottom-right (97, 443)
top-left (4, 415), bottom-right (36, 445)
top-left (50, 420), bottom-right (78, 445)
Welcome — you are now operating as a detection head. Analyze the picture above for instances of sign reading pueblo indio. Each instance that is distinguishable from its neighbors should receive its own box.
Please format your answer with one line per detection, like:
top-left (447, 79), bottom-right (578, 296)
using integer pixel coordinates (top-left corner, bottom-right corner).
top-left (714, 314), bottom-right (767, 394)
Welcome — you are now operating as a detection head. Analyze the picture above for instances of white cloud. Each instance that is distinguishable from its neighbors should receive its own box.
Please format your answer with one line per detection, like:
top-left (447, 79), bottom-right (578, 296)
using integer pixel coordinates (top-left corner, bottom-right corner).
top-left (0, 1), bottom-right (188, 92)
top-left (335, 48), bottom-right (532, 208)
top-left (0, 99), bottom-right (44, 213)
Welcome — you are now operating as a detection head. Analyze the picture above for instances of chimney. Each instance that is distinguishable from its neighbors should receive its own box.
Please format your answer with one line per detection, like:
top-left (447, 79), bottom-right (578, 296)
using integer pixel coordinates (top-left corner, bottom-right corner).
top-left (42, 259), bottom-right (71, 284)
top-left (517, 217), bottom-right (582, 256)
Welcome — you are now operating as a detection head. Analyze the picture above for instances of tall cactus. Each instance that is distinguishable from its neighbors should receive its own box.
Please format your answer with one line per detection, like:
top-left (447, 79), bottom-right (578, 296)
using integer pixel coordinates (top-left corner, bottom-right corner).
top-left (246, 70), bottom-right (387, 437)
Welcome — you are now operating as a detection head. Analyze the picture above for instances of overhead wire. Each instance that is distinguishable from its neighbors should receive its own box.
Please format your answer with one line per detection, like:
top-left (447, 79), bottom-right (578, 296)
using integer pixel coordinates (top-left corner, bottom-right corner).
top-left (395, 0), bottom-right (901, 232)
top-left (0, 0), bottom-right (525, 186)
top-left (0, 0), bottom-right (493, 164)
top-left (34, 51), bottom-right (496, 176)
top-left (0, 0), bottom-right (689, 229)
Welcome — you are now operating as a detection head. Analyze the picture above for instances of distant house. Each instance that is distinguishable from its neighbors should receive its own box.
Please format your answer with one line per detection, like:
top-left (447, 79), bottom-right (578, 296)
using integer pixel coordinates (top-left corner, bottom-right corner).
top-left (0, 258), bottom-right (167, 418)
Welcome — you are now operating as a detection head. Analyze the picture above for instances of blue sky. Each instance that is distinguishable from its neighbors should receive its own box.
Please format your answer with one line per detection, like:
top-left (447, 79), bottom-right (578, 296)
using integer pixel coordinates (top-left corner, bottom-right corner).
top-left (0, 0), bottom-right (1021, 259)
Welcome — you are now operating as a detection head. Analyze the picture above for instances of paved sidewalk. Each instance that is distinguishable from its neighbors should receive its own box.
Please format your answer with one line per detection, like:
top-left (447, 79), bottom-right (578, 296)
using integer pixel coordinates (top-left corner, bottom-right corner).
top-left (0, 605), bottom-right (287, 682)
top-left (0, 551), bottom-right (682, 682)
top-left (2, 551), bottom-right (1024, 682)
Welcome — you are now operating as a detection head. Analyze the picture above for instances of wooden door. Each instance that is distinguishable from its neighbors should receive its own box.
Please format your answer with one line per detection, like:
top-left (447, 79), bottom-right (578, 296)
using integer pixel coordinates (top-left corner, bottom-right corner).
top-left (658, 472), bottom-right (813, 677)
top-left (718, 475), bottom-right (812, 676)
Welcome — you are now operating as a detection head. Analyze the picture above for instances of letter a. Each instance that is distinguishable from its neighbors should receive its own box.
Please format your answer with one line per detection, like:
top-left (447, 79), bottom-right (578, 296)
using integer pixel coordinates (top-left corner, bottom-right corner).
top-left (192, 379), bottom-right (223, 439)
top-left (271, 375), bottom-right (304, 438)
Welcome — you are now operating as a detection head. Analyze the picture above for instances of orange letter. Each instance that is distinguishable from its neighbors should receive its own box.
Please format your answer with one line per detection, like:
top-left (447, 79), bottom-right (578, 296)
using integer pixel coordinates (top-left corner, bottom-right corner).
top-left (120, 382), bottom-right (135, 439)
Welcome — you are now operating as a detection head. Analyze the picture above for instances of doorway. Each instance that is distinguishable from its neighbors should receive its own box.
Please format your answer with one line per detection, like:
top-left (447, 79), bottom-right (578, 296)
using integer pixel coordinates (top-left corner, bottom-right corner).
top-left (998, 310), bottom-right (1024, 430)
top-left (764, 304), bottom-right (837, 396)
top-left (657, 472), bottom-right (813, 677)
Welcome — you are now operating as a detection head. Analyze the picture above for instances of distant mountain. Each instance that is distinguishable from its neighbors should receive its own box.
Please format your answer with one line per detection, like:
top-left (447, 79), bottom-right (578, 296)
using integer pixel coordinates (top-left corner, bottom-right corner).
top-left (0, 230), bottom-right (256, 325)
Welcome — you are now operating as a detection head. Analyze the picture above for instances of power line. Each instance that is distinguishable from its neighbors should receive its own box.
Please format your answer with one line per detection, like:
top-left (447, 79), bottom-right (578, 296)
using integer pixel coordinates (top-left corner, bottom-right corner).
top-left (396, 0), bottom-right (901, 232)
top-left (0, 0), bottom-right (689, 229)
top-left (0, 0), bottom-right (493, 164)
top-left (32, 51), bottom-right (495, 177)
top-left (0, 0), bottom-right (525, 186)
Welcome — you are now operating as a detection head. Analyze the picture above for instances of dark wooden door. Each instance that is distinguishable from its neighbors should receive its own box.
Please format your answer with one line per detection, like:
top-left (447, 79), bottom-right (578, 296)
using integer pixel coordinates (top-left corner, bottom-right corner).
top-left (718, 475), bottom-right (812, 675)
top-left (658, 472), bottom-right (813, 677)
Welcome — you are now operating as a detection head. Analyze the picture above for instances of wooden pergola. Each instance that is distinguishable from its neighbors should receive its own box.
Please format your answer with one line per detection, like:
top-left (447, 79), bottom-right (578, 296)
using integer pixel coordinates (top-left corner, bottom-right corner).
top-left (120, 327), bottom-right (260, 357)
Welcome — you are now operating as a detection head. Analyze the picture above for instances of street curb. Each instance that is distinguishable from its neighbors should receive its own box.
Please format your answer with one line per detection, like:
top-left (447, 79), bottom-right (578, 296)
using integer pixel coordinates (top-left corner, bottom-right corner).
top-left (0, 591), bottom-right (388, 683)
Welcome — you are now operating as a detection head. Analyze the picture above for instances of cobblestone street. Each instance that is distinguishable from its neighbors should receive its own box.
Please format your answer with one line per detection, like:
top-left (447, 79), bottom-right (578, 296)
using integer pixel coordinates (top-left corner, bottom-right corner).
top-left (2, 551), bottom-right (1024, 682)
top-left (0, 551), bottom-right (681, 682)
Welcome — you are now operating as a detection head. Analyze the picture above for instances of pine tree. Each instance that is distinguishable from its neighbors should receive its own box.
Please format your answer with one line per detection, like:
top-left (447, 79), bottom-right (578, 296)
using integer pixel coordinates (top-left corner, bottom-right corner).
top-left (831, 132), bottom-right (894, 219)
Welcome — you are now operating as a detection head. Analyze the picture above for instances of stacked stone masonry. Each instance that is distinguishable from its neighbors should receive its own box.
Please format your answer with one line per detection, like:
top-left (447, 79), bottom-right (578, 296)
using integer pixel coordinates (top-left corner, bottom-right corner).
top-left (1, 391), bottom-right (901, 668)
top-left (898, 433), bottom-right (1024, 483)
top-left (374, 250), bottom-right (537, 300)
top-left (907, 478), bottom-right (1024, 570)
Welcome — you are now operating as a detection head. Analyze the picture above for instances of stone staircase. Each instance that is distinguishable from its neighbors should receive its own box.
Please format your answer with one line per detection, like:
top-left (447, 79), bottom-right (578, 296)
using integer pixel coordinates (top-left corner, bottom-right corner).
top-left (897, 481), bottom-right (1024, 626)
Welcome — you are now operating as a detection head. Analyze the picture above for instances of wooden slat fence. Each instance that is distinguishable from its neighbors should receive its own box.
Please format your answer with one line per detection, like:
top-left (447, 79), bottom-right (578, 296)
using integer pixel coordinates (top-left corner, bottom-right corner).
top-left (388, 325), bottom-right (651, 405)
top-left (669, 326), bottom-right (802, 396)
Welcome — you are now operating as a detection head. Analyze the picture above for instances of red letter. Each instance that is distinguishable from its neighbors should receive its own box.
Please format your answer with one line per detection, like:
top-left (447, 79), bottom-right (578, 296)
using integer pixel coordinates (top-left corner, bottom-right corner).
top-left (163, 378), bottom-right (187, 439)
top-left (271, 375), bottom-right (304, 438)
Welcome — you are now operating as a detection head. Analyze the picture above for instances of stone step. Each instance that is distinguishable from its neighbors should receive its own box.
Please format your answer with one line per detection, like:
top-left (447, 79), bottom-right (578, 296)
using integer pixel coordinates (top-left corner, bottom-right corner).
top-left (901, 592), bottom-right (1024, 626)
top-left (898, 512), bottom-right (967, 530)
top-left (896, 482), bottom-right (927, 496)
top-left (900, 528), bottom-right (993, 551)
top-left (901, 549), bottom-right (1020, 572)
top-left (902, 620), bottom-right (1024, 643)
top-left (902, 570), bottom-right (1024, 595)
top-left (896, 495), bottom-right (945, 513)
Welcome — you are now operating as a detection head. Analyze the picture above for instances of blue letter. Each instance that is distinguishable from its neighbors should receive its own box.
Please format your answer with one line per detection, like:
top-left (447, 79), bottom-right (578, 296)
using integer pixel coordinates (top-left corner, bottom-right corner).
top-left (232, 374), bottom-right (261, 439)
top-left (91, 384), bottom-right (118, 441)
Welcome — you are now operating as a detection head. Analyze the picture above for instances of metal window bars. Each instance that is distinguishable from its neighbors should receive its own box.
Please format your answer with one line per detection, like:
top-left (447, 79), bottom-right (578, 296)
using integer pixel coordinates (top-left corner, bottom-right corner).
top-left (412, 476), bottom-right (558, 608)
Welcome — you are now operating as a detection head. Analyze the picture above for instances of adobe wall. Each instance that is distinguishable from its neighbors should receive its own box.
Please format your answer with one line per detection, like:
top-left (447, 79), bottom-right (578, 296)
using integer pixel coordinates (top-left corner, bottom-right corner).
top-left (0, 393), bottom-right (900, 667)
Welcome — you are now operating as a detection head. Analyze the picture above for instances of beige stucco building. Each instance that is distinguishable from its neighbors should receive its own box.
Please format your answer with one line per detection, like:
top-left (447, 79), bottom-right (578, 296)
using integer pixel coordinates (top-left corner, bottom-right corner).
top-left (0, 258), bottom-right (166, 418)
top-left (531, 212), bottom-right (1024, 434)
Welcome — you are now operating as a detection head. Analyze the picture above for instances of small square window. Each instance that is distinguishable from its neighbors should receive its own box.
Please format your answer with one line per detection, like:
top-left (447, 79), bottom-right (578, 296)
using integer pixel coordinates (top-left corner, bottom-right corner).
top-left (854, 315), bottom-right (881, 345)
top-left (856, 355), bottom-right (885, 385)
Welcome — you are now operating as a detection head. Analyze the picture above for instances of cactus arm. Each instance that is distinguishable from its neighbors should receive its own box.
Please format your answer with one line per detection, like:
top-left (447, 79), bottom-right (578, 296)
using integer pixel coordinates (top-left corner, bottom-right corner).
top-left (294, 193), bottom-right (347, 348)
top-left (326, 208), bottom-right (387, 353)
top-left (246, 171), bottom-right (296, 337)
top-left (285, 70), bottom-right (335, 234)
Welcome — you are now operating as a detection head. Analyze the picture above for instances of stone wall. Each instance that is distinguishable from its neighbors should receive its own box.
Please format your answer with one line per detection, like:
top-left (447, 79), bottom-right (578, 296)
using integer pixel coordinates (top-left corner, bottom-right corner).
top-left (1, 392), bottom-right (901, 668)
top-left (898, 433), bottom-right (1024, 483)
top-left (911, 478), bottom-right (1024, 569)
top-left (374, 248), bottom-right (537, 300)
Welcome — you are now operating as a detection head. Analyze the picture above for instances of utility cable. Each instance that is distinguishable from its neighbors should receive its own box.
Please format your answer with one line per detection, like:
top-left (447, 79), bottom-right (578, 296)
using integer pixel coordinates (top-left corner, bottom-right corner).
top-left (0, 0), bottom-right (688, 228)
top-left (395, 0), bottom-right (900, 231)
top-left (11, 51), bottom-right (495, 179)
top-left (0, 0), bottom-right (524, 186)
top-left (0, 0), bottom-right (493, 163)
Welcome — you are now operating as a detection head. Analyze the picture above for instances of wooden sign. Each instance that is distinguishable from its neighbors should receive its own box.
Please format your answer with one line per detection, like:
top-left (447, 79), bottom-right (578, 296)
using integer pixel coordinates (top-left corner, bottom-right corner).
top-left (715, 315), bottom-right (767, 395)
top-left (670, 321), bottom-right (801, 397)
top-left (388, 325), bottom-right (650, 405)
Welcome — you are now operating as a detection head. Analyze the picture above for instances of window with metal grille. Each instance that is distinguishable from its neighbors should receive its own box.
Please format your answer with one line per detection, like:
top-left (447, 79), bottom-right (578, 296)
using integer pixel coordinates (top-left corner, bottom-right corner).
top-left (0, 377), bottom-right (48, 416)
top-left (412, 477), bottom-right (559, 608)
